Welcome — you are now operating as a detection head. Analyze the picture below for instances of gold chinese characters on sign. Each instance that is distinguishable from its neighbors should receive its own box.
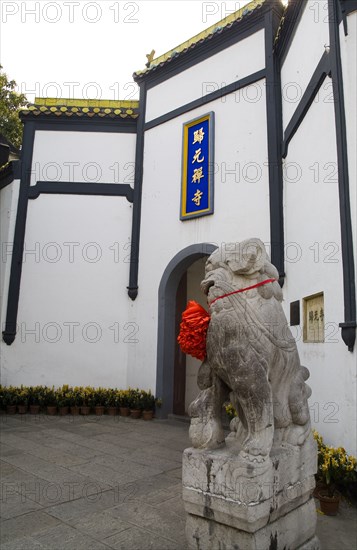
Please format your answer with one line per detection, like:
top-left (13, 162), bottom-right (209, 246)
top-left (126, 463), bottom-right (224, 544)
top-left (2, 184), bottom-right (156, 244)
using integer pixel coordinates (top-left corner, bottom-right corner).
top-left (180, 112), bottom-right (214, 220)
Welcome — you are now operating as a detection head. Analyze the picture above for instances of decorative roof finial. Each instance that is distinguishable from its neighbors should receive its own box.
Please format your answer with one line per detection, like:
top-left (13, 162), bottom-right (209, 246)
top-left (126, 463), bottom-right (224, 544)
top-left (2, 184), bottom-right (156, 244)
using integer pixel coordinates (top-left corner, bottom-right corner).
top-left (146, 49), bottom-right (156, 68)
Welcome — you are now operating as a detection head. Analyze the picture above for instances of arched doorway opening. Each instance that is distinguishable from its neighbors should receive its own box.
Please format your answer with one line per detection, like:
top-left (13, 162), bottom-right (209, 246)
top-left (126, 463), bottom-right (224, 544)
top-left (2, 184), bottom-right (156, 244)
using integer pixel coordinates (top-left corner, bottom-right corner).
top-left (156, 243), bottom-right (217, 418)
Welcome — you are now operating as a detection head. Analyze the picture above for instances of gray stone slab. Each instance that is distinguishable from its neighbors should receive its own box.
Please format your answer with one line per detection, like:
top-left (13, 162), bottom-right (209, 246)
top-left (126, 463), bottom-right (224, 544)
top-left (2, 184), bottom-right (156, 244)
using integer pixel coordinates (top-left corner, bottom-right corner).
top-left (114, 473), bottom-right (181, 503)
top-left (45, 488), bottom-right (123, 523)
top-left (160, 495), bottom-right (186, 519)
top-left (73, 508), bottom-right (132, 539)
top-left (0, 433), bottom-right (45, 452)
top-left (104, 526), bottom-right (181, 550)
top-left (0, 417), bottom-right (356, 550)
top-left (316, 498), bottom-right (357, 549)
top-left (0, 464), bottom-right (46, 486)
top-left (67, 456), bottom-right (164, 486)
top-left (1, 453), bottom-right (96, 484)
top-left (34, 523), bottom-right (111, 550)
top-left (13, 476), bottom-right (114, 507)
top-left (0, 460), bottom-right (21, 477)
top-left (140, 443), bottom-right (184, 463)
top-left (165, 467), bottom-right (184, 480)
top-left (0, 535), bottom-right (46, 550)
top-left (94, 451), bottom-right (179, 474)
top-left (0, 487), bottom-right (43, 519)
top-left (21, 433), bottom-right (103, 459)
top-left (108, 500), bottom-right (187, 543)
top-left (0, 511), bottom-right (61, 544)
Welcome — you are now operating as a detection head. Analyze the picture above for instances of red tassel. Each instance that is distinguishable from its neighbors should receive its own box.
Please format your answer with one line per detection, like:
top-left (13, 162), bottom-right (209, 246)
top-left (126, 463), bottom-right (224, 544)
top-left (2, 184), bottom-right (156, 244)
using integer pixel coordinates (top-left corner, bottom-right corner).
top-left (177, 301), bottom-right (211, 361)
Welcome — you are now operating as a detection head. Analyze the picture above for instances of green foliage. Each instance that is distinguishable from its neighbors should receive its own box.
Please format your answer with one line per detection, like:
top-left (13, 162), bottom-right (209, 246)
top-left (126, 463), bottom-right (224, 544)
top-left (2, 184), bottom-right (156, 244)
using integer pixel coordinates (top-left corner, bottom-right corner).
top-left (128, 388), bottom-right (143, 410)
top-left (1, 385), bottom-right (19, 406)
top-left (42, 386), bottom-right (57, 406)
top-left (0, 65), bottom-right (27, 149)
top-left (104, 388), bottom-right (118, 408)
top-left (0, 384), bottom-right (162, 415)
top-left (56, 385), bottom-right (73, 407)
top-left (141, 390), bottom-right (155, 411)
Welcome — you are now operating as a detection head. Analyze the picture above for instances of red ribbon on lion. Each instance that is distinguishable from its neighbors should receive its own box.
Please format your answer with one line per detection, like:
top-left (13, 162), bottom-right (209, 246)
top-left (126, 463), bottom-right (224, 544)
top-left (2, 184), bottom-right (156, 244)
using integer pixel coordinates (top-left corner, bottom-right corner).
top-left (177, 279), bottom-right (276, 361)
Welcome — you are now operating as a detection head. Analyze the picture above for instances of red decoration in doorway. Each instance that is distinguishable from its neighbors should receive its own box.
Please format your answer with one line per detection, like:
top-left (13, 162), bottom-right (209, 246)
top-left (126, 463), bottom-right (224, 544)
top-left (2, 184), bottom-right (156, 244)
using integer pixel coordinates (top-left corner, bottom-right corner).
top-left (177, 301), bottom-right (210, 361)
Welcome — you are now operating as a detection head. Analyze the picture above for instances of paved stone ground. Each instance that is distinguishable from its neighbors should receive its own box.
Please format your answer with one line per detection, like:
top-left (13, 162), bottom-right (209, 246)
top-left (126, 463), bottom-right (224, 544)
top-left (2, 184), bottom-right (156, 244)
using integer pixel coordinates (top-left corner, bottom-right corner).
top-left (0, 414), bottom-right (356, 550)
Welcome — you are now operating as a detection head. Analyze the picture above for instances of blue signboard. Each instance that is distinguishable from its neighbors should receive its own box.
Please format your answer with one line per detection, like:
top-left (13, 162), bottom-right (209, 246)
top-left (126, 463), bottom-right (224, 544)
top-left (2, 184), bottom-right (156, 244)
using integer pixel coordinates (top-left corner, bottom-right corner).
top-left (180, 112), bottom-right (214, 220)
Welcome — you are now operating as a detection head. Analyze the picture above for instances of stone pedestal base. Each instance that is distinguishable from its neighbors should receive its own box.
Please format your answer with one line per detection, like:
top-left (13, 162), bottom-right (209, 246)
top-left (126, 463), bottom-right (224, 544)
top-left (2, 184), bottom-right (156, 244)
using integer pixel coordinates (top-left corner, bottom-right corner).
top-left (182, 434), bottom-right (320, 550)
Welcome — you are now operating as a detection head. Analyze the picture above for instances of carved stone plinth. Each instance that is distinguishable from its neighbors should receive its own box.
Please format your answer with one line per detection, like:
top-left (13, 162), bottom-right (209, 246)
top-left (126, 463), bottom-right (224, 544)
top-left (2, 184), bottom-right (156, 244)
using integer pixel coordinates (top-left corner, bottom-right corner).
top-left (182, 434), bottom-right (320, 550)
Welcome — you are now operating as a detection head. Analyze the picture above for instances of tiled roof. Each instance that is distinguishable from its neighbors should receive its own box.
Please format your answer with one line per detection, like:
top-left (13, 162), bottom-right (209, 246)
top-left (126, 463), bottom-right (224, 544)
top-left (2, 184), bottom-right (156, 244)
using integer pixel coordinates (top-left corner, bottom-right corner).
top-left (20, 98), bottom-right (140, 119)
top-left (133, 0), bottom-right (266, 80)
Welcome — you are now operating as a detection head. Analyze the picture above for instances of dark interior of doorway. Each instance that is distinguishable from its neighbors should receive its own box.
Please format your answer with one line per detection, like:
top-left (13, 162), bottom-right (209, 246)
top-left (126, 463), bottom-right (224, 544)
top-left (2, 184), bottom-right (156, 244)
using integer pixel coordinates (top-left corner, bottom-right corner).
top-left (173, 272), bottom-right (187, 415)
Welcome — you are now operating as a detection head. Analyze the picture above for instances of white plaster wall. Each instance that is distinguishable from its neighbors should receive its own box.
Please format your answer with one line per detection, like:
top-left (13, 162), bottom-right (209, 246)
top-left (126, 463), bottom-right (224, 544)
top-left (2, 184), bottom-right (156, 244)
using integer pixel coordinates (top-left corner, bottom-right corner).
top-left (129, 82), bottom-right (270, 394)
top-left (0, 179), bottom-right (20, 323)
top-left (281, 0), bottom-right (330, 131)
top-left (1, 127), bottom-right (136, 389)
top-left (185, 257), bottom-right (207, 412)
top-left (31, 131), bottom-right (136, 186)
top-left (0, 194), bottom-right (133, 388)
top-left (283, 79), bottom-right (356, 455)
top-left (145, 29), bottom-right (265, 122)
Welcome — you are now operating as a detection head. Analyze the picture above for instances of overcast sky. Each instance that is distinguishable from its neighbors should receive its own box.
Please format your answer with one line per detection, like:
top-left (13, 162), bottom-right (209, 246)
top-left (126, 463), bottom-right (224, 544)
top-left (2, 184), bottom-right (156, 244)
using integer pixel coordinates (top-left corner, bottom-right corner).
top-left (0, 0), bottom-right (257, 102)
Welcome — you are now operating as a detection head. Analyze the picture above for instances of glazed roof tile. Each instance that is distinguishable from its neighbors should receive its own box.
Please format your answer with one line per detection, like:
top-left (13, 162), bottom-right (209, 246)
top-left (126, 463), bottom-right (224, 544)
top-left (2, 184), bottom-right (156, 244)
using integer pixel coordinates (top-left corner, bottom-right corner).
top-left (20, 98), bottom-right (140, 119)
top-left (133, 0), bottom-right (267, 80)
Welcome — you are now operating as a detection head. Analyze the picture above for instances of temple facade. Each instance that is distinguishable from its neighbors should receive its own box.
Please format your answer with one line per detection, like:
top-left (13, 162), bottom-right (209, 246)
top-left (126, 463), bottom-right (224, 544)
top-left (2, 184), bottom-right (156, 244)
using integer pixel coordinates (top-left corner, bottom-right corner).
top-left (1, 0), bottom-right (356, 453)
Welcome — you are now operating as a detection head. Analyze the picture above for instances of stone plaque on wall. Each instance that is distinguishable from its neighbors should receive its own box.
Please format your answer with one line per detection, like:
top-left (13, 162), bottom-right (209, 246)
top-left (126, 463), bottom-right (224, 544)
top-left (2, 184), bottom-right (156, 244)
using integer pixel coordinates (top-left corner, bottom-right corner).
top-left (303, 293), bottom-right (324, 343)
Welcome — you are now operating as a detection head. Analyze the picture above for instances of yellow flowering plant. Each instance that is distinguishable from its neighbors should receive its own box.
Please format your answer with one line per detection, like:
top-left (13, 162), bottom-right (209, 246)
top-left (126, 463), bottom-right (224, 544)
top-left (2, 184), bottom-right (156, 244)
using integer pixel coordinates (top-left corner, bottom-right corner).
top-left (313, 430), bottom-right (357, 497)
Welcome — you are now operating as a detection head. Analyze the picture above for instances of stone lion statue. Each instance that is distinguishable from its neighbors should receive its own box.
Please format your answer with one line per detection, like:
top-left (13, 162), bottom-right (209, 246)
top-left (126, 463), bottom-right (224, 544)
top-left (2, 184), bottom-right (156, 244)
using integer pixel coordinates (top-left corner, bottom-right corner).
top-left (188, 238), bottom-right (312, 464)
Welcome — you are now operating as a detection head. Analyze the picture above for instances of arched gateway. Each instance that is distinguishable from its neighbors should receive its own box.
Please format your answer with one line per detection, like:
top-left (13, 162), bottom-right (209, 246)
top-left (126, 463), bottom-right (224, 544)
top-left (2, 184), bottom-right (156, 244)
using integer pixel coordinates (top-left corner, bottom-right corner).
top-left (156, 243), bottom-right (217, 418)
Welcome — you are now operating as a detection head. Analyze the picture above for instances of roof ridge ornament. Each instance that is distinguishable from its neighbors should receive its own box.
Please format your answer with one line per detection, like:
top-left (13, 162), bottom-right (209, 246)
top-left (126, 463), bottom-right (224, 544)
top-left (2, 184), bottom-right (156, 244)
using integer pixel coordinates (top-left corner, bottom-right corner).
top-left (145, 49), bottom-right (156, 68)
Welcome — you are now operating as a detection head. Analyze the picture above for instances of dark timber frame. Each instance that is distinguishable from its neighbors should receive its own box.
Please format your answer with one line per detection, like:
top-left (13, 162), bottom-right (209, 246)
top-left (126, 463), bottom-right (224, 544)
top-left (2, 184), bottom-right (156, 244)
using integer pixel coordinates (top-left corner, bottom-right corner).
top-left (264, 3), bottom-right (285, 283)
top-left (28, 182), bottom-right (133, 202)
top-left (127, 82), bottom-right (147, 300)
top-left (2, 117), bottom-right (136, 345)
top-left (328, 0), bottom-right (356, 351)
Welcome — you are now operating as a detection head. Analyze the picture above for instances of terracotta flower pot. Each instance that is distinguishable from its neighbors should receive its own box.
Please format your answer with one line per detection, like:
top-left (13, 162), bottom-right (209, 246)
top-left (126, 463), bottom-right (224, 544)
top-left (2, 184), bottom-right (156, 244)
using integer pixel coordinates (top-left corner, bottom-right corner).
top-left (70, 406), bottom-right (80, 415)
top-left (95, 405), bottom-right (105, 416)
top-left (29, 404), bottom-right (40, 415)
top-left (17, 404), bottom-right (28, 414)
top-left (119, 407), bottom-right (130, 417)
top-left (80, 405), bottom-right (91, 415)
top-left (59, 406), bottom-right (69, 416)
top-left (6, 404), bottom-right (17, 414)
top-left (318, 490), bottom-right (341, 516)
top-left (142, 410), bottom-right (154, 421)
top-left (107, 407), bottom-right (118, 416)
top-left (130, 409), bottom-right (141, 419)
top-left (313, 480), bottom-right (327, 498)
top-left (46, 405), bottom-right (57, 415)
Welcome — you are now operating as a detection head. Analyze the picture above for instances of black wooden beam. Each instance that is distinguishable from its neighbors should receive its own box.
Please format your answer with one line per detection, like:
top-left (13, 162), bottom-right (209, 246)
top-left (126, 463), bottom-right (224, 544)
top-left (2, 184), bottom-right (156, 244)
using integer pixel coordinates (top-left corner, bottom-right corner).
top-left (28, 181), bottom-right (134, 202)
top-left (329, 0), bottom-right (356, 351)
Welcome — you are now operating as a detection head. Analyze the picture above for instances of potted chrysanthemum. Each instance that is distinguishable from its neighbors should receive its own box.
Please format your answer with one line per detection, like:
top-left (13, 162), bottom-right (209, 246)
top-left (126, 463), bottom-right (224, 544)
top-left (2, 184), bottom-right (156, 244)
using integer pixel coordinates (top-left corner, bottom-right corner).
top-left (316, 435), bottom-right (357, 515)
